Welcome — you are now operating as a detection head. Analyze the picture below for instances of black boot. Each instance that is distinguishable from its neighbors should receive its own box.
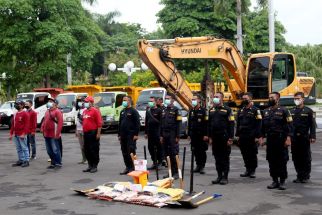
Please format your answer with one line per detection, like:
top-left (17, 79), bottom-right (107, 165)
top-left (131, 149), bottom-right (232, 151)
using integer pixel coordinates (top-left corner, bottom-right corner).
top-left (220, 172), bottom-right (228, 185)
top-left (240, 169), bottom-right (250, 177)
top-left (267, 177), bottom-right (279, 189)
top-left (248, 170), bottom-right (256, 178)
top-left (83, 165), bottom-right (92, 172)
top-left (193, 166), bottom-right (201, 173)
top-left (12, 160), bottom-right (23, 167)
top-left (21, 161), bottom-right (29, 167)
top-left (199, 167), bottom-right (206, 174)
top-left (279, 178), bottom-right (287, 190)
top-left (212, 172), bottom-right (222, 184)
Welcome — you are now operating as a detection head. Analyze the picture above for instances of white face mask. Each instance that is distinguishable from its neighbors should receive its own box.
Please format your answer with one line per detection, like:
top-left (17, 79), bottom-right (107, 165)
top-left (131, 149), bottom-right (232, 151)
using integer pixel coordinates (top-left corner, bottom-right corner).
top-left (294, 99), bottom-right (302, 106)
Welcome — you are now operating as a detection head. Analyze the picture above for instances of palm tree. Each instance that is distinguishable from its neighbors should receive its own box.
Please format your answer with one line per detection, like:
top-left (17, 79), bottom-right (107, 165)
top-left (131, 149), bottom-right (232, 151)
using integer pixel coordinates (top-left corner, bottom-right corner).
top-left (214, 0), bottom-right (267, 54)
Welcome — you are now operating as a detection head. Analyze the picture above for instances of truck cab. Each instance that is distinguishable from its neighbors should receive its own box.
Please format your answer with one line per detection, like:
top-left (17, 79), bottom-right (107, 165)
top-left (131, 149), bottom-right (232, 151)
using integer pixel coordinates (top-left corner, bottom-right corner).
top-left (56, 93), bottom-right (88, 128)
top-left (93, 92), bottom-right (127, 129)
top-left (16, 92), bottom-right (51, 126)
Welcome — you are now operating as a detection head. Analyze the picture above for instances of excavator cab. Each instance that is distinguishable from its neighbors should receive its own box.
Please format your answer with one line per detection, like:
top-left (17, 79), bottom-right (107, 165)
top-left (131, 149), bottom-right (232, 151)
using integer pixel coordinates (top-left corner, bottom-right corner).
top-left (246, 53), bottom-right (296, 106)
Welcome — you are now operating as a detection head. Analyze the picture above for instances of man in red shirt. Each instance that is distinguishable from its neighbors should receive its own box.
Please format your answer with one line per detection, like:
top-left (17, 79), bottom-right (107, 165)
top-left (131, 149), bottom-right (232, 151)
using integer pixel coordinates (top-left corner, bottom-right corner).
top-left (10, 100), bottom-right (30, 167)
top-left (41, 98), bottom-right (63, 169)
top-left (82, 96), bottom-right (102, 173)
top-left (25, 100), bottom-right (37, 159)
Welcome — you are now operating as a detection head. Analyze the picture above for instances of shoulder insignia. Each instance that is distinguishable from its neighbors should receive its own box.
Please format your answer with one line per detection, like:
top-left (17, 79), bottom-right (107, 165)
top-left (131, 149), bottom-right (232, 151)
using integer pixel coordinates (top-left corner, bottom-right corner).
top-left (176, 116), bottom-right (182, 121)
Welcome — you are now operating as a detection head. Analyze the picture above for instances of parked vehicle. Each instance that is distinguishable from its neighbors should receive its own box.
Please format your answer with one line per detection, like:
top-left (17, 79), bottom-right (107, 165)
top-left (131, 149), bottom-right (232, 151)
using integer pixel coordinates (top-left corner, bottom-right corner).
top-left (0, 101), bottom-right (16, 128)
top-left (56, 93), bottom-right (88, 128)
top-left (93, 92), bottom-right (127, 130)
top-left (16, 92), bottom-right (51, 126)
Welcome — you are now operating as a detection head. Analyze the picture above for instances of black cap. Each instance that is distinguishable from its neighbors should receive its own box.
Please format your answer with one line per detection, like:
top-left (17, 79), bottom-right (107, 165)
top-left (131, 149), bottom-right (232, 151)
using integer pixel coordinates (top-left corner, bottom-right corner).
top-left (47, 97), bottom-right (58, 104)
top-left (15, 100), bottom-right (25, 105)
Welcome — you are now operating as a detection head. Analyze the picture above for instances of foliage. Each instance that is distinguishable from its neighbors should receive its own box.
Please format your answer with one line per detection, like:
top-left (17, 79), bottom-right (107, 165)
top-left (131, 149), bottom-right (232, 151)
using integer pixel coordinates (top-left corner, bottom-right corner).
top-left (0, 0), bottom-right (103, 99)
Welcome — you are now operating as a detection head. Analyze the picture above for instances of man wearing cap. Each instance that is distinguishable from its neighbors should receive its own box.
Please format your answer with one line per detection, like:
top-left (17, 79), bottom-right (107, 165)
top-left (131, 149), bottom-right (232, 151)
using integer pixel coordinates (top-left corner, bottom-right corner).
top-left (41, 98), bottom-right (63, 169)
top-left (118, 96), bottom-right (140, 175)
top-left (82, 96), bottom-right (102, 173)
top-left (10, 100), bottom-right (30, 167)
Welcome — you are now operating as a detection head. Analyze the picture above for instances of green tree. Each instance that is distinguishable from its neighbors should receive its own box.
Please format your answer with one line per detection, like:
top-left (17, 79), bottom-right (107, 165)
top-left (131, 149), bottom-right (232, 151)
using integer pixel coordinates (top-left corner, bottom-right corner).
top-left (0, 0), bottom-right (103, 96)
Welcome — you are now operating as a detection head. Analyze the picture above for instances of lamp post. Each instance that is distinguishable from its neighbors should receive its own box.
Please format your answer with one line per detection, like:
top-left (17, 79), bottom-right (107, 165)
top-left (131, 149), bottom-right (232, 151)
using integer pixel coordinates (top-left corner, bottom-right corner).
top-left (108, 61), bottom-right (149, 86)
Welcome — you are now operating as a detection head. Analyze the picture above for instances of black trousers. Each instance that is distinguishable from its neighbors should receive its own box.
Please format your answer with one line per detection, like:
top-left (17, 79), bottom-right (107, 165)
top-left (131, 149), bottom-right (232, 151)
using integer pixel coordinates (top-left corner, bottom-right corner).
top-left (266, 133), bottom-right (289, 179)
top-left (147, 132), bottom-right (163, 164)
top-left (292, 135), bottom-right (311, 180)
top-left (211, 134), bottom-right (231, 176)
top-left (120, 135), bottom-right (136, 170)
top-left (84, 130), bottom-right (100, 168)
top-left (191, 134), bottom-right (208, 168)
top-left (162, 130), bottom-right (179, 174)
top-left (239, 136), bottom-right (258, 172)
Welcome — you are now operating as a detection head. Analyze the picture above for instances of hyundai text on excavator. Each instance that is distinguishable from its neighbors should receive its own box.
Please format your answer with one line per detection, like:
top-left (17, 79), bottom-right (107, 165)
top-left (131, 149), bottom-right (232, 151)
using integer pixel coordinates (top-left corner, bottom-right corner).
top-left (138, 36), bottom-right (316, 110)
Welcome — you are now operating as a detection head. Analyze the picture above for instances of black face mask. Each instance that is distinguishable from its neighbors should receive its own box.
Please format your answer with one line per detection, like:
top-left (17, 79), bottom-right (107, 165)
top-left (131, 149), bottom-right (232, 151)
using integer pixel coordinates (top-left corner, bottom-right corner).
top-left (268, 99), bottom-right (277, 107)
top-left (25, 106), bottom-right (30, 110)
top-left (241, 99), bottom-right (250, 107)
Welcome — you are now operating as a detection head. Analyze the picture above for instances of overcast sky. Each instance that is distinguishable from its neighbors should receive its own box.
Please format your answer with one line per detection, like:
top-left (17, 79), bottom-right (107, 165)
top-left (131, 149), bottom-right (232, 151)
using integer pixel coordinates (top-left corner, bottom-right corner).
top-left (84, 0), bottom-right (322, 46)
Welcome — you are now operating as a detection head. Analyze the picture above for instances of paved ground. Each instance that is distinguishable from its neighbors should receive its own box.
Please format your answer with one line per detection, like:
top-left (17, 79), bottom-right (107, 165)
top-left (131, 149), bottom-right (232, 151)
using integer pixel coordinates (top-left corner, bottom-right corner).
top-left (0, 127), bottom-right (322, 215)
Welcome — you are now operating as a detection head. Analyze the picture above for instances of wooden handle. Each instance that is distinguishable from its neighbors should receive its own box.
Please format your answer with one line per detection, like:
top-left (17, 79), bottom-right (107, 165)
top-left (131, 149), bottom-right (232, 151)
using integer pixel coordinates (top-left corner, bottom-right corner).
top-left (176, 155), bottom-right (184, 189)
top-left (166, 156), bottom-right (172, 178)
top-left (195, 196), bottom-right (214, 206)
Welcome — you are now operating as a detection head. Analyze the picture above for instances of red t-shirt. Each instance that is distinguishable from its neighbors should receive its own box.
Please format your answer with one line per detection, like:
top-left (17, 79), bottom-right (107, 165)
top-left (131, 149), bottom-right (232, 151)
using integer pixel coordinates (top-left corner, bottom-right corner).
top-left (27, 109), bottom-right (37, 134)
top-left (82, 107), bottom-right (102, 132)
top-left (41, 108), bottom-right (63, 138)
top-left (10, 110), bottom-right (29, 137)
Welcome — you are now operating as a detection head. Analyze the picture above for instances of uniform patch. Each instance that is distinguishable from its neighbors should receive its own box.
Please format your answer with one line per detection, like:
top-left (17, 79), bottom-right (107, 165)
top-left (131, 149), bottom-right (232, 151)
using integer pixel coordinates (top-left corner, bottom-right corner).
top-left (287, 116), bottom-right (293, 122)
top-left (256, 110), bottom-right (262, 119)
top-left (229, 116), bottom-right (235, 121)
top-left (205, 116), bottom-right (208, 120)
top-left (301, 114), bottom-right (308, 116)
top-left (176, 116), bottom-right (182, 121)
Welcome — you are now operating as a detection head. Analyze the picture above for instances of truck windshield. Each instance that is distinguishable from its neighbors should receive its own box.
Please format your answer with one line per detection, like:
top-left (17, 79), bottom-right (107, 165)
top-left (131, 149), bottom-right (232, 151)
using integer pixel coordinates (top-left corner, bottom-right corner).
top-left (57, 95), bottom-right (75, 112)
top-left (94, 93), bottom-right (115, 107)
top-left (17, 94), bottom-right (34, 102)
top-left (0, 102), bottom-right (13, 109)
top-left (136, 90), bottom-right (164, 111)
top-left (247, 57), bottom-right (270, 99)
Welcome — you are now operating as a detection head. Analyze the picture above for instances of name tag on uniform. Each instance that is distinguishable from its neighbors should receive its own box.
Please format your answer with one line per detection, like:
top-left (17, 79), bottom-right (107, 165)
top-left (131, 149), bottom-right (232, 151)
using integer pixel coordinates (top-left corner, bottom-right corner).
top-left (301, 114), bottom-right (308, 116)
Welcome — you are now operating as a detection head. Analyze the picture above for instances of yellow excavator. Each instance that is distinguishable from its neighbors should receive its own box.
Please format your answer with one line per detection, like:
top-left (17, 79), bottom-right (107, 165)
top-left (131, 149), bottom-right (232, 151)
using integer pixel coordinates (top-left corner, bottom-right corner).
top-left (138, 36), bottom-right (316, 110)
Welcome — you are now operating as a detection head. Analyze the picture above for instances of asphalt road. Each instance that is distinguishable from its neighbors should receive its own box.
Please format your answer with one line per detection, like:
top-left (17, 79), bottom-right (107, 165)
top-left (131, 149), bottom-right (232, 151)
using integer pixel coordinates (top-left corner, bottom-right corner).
top-left (0, 127), bottom-right (322, 215)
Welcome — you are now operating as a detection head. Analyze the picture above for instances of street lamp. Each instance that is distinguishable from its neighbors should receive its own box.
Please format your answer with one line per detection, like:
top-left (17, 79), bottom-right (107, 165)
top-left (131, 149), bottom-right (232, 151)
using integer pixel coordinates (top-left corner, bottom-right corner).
top-left (0, 72), bottom-right (6, 91)
top-left (108, 61), bottom-right (149, 86)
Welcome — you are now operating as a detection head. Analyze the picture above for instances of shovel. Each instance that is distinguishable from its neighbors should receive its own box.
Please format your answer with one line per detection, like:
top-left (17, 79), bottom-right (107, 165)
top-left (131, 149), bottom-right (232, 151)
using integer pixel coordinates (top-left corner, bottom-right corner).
top-left (180, 193), bottom-right (222, 209)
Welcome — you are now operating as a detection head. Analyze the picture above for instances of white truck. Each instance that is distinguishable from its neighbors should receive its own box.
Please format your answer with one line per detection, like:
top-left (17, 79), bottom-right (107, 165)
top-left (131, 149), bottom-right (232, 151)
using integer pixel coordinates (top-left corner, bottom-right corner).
top-left (135, 87), bottom-right (188, 137)
top-left (56, 93), bottom-right (88, 128)
top-left (16, 92), bottom-right (51, 126)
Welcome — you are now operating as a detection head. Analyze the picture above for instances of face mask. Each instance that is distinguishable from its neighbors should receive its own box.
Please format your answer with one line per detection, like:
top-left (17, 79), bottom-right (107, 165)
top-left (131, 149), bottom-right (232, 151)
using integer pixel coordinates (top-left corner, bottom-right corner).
top-left (164, 99), bottom-right (171, 105)
top-left (213, 98), bottom-right (220, 104)
top-left (46, 102), bottom-right (53, 109)
top-left (84, 102), bottom-right (90, 109)
top-left (78, 102), bottom-right (83, 107)
top-left (25, 106), bottom-right (30, 110)
top-left (148, 101), bottom-right (155, 108)
top-left (294, 99), bottom-right (302, 106)
top-left (268, 99), bottom-right (276, 107)
top-left (241, 99), bottom-right (250, 107)
top-left (122, 101), bottom-right (128, 108)
top-left (192, 100), bottom-right (198, 107)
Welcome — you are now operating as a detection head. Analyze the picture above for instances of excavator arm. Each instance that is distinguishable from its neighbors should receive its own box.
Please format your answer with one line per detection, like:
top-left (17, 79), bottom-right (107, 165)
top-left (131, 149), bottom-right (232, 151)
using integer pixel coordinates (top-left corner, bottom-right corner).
top-left (138, 37), bottom-right (246, 110)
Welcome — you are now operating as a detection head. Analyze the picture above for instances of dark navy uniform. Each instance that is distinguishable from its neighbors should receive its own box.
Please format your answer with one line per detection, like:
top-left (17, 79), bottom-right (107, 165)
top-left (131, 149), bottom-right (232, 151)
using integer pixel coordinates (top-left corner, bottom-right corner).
top-left (236, 106), bottom-right (262, 175)
top-left (290, 106), bottom-right (316, 181)
top-left (161, 105), bottom-right (182, 174)
top-left (262, 106), bottom-right (293, 181)
top-left (188, 106), bottom-right (208, 171)
top-left (208, 105), bottom-right (235, 181)
top-left (118, 107), bottom-right (140, 171)
top-left (145, 106), bottom-right (163, 166)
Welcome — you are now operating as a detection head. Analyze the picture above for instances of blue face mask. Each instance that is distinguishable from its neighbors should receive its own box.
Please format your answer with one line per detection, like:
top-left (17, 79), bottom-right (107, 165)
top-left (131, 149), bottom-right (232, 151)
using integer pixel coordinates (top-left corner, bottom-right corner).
top-left (84, 102), bottom-right (90, 109)
top-left (192, 100), bottom-right (198, 107)
top-left (164, 99), bottom-right (171, 105)
top-left (78, 102), bottom-right (83, 107)
top-left (213, 98), bottom-right (220, 104)
top-left (122, 101), bottom-right (128, 108)
top-left (46, 102), bottom-right (53, 109)
top-left (148, 101), bottom-right (155, 108)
